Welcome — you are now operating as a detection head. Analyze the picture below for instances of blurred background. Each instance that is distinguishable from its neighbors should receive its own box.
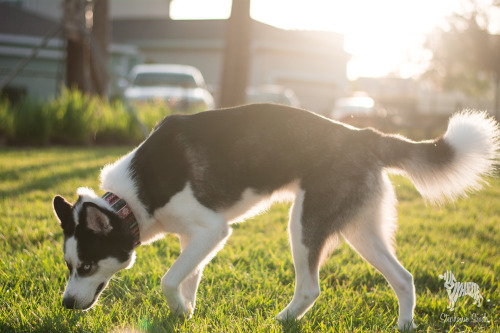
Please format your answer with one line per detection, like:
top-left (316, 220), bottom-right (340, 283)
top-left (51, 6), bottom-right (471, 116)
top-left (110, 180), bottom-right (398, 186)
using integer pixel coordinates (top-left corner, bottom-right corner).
top-left (1, 0), bottom-right (499, 144)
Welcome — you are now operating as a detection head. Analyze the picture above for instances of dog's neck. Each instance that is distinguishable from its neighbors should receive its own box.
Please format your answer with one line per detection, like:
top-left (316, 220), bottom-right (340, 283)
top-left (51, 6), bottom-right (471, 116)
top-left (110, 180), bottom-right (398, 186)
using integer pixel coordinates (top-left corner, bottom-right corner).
top-left (102, 192), bottom-right (141, 248)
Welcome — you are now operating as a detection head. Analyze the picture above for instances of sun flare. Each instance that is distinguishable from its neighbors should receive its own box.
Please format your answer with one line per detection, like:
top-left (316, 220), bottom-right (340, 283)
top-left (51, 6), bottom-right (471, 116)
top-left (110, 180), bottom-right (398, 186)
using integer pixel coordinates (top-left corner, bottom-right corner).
top-left (170, 0), bottom-right (461, 78)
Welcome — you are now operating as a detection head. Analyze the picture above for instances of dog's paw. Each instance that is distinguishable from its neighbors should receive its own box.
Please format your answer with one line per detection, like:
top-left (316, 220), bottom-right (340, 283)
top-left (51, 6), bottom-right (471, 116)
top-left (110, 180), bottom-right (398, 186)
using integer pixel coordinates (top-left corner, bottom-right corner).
top-left (169, 301), bottom-right (193, 319)
top-left (276, 309), bottom-right (296, 322)
top-left (397, 319), bottom-right (416, 332)
top-left (163, 287), bottom-right (193, 319)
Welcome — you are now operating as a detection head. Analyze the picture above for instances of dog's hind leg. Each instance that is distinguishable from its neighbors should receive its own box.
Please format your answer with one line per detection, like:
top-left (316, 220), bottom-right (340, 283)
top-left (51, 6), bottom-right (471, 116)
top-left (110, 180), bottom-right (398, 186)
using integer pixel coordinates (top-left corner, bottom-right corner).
top-left (277, 189), bottom-right (335, 321)
top-left (342, 178), bottom-right (416, 331)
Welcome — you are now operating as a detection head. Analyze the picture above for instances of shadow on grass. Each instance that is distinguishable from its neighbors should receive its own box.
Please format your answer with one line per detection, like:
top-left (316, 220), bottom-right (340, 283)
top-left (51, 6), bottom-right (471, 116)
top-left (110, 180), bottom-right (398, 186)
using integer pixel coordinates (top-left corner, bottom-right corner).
top-left (0, 164), bottom-right (101, 198)
top-left (0, 152), bottom-right (98, 181)
top-left (0, 147), bottom-right (128, 198)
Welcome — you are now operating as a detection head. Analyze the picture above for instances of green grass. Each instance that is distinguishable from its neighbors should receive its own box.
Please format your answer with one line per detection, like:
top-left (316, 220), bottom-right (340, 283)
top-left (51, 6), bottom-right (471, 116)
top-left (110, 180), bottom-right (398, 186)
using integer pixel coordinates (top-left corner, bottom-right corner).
top-left (0, 147), bottom-right (498, 332)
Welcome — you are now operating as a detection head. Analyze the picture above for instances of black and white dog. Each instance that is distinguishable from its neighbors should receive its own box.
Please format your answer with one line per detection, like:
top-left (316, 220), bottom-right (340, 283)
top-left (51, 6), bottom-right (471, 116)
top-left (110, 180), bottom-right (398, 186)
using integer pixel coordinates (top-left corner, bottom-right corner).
top-left (53, 104), bottom-right (499, 330)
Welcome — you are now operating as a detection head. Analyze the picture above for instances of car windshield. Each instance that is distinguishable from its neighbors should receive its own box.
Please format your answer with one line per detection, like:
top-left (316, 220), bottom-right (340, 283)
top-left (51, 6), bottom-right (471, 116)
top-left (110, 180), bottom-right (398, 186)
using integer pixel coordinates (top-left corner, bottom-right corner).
top-left (133, 72), bottom-right (198, 88)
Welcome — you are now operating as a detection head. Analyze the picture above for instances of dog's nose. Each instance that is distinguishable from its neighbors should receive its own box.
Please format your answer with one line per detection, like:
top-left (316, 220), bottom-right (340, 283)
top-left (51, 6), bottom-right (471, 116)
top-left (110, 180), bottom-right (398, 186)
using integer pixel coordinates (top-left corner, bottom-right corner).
top-left (62, 296), bottom-right (76, 309)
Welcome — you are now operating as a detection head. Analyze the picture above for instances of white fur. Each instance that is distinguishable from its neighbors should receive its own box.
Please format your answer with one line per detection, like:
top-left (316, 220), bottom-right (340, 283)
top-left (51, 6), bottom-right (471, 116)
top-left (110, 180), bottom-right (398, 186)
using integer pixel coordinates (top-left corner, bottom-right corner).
top-left (141, 182), bottom-right (300, 318)
top-left (100, 148), bottom-right (160, 244)
top-left (342, 174), bottom-right (416, 331)
top-left (154, 184), bottom-right (232, 317)
top-left (63, 237), bottom-right (135, 309)
top-left (408, 110), bottom-right (500, 203)
top-left (63, 236), bottom-right (78, 271)
top-left (73, 187), bottom-right (110, 225)
top-left (222, 181), bottom-right (299, 223)
top-left (277, 189), bottom-right (321, 321)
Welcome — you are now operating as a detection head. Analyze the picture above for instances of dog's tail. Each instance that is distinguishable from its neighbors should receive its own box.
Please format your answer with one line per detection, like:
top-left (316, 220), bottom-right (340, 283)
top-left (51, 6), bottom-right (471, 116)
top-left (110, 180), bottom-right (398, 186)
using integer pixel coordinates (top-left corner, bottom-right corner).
top-left (376, 111), bottom-right (500, 203)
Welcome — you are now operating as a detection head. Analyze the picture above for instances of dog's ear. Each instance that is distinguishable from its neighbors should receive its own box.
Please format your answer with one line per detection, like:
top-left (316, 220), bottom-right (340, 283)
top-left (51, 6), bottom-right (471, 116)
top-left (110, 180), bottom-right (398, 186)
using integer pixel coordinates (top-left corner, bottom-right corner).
top-left (53, 195), bottom-right (75, 235)
top-left (85, 205), bottom-right (113, 235)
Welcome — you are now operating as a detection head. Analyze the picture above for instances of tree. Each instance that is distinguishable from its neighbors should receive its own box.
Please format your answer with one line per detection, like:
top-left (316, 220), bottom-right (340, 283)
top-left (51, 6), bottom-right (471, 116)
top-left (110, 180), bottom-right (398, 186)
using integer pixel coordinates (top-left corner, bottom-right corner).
top-left (63, 0), bottom-right (110, 97)
top-left (64, 0), bottom-right (89, 93)
top-left (89, 0), bottom-right (110, 96)
top-left (218, 0), bottom-right (252, 108)
top-left (424, 4), bottom-right (500, 118)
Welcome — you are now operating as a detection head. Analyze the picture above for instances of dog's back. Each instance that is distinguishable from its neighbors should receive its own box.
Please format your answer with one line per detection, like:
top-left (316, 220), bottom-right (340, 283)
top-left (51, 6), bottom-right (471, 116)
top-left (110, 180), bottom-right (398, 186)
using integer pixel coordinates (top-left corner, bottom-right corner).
top-left (131, 104), bottom-right (498, 213)
top-left (131, 104), bottom-right (388, 213)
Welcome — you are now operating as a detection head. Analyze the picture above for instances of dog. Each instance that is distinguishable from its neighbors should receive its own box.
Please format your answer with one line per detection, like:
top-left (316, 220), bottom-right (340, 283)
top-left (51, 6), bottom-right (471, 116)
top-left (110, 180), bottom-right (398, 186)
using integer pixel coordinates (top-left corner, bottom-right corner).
top-left (439, 270), bottom-right (483, 311)
top-left (52, 104), bottom-right (499, 331)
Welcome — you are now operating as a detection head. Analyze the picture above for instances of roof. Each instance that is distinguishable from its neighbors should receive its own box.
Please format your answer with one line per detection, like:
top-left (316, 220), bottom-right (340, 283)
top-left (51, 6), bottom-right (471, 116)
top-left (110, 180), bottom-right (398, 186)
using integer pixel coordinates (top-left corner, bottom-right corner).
top-left (0, 3), bottom-right (60, 37)
top-left (112, 19), bottom-right (226, 43)
top-left (112, 18), bottom-right (344, 51)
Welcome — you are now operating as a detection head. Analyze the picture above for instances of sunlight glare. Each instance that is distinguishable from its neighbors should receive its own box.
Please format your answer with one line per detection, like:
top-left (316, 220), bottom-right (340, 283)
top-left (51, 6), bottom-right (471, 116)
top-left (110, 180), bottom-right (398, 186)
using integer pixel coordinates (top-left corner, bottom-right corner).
top-left (170, 0), bottom-right (461, 78)
top-left (170, 0), bottom-right (231, 20)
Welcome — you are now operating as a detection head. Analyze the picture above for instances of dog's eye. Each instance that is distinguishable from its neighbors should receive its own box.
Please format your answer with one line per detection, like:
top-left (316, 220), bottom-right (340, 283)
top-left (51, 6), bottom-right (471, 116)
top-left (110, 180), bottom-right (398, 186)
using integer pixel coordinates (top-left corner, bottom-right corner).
top-left (77, 263), bottom-right (93, 276)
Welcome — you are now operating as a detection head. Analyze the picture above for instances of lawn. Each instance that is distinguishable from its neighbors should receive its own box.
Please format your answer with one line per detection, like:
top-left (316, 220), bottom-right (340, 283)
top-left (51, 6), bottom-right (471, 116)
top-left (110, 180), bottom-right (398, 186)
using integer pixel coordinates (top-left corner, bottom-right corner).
top-left (0, 147), bottom-right (498, 332)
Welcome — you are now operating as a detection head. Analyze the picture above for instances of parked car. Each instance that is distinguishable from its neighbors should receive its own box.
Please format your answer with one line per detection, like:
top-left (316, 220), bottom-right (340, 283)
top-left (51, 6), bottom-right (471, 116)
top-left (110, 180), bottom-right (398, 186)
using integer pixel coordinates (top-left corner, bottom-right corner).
top-left (124, 64), bottom-right (215, 111)
top-left (246, 85), bottom-right (301, 108)
top-left (330, 95), bottom-right (387, 128)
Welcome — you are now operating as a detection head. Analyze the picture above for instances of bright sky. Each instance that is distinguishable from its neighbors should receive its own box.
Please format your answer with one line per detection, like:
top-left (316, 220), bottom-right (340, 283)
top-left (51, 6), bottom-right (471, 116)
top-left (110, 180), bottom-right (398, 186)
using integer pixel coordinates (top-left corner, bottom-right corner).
top-left (169, 0), bottom-right (466, 80)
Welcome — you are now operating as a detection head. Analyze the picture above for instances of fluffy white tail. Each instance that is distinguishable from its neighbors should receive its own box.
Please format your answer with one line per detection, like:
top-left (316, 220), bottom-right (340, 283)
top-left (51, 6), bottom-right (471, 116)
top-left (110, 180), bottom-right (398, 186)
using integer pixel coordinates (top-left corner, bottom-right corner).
top-left (380, 111), bottom-right (500, 203)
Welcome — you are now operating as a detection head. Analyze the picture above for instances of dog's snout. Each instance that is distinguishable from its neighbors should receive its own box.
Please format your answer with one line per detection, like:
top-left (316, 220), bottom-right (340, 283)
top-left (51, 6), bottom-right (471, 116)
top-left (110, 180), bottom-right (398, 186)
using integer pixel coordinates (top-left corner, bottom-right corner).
top-left (62, 296), bottom-right (76, 309)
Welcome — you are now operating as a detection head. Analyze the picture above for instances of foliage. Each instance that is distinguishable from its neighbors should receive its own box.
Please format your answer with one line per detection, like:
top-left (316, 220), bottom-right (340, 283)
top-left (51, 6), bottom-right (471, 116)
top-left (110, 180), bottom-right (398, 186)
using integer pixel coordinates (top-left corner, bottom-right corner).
top-left (0, 148), bottom-right (498, 332)
top-left (423, 3), bottom-right (500, 98)
top-left (0, 98), bottom-right (52, 145)
top-left (0, 88), bottom-right (180, 145)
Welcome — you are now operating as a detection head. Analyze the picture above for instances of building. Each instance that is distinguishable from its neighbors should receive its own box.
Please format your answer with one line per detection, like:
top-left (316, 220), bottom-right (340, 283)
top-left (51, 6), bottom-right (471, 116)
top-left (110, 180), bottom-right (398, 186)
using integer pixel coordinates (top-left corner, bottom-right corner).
top-left (112, 18), bottom-right (348, 113)
top-left (0, 0), bottom-right (349, 113)
top-left (0, 3), bottom-right (62, 100)
top-left (0, 2), bottom-right (141, 100)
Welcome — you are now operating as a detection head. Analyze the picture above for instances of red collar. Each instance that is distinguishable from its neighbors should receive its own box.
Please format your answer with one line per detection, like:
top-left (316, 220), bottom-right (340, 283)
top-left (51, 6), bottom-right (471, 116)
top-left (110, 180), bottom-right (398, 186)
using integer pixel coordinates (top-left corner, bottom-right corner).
top-left (102, 192), bottom-right (140, 248)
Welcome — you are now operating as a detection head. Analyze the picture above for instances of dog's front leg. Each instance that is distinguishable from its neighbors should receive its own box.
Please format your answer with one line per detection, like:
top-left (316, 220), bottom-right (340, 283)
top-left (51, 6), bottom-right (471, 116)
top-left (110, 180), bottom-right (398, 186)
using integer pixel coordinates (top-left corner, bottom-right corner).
top-left (161, 222), bottom-right (231, 318)
top-left (178, 234), bottom-right (204, 311)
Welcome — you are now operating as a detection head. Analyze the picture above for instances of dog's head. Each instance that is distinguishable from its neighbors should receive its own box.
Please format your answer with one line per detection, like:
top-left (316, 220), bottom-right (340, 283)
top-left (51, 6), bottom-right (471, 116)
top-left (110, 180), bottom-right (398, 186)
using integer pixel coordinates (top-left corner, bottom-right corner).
top-left (53, 188), bottom-right (137, 310)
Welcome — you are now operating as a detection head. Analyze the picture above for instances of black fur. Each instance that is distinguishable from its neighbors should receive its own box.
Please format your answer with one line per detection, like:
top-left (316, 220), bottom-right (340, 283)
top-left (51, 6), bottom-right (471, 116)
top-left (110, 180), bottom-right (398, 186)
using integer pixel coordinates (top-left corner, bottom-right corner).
top-left (130, 115), bottom-right (190, 214)
top-left (129, 104), bottom-right (377, 213)
top-left (76, 203), bottom-right (135, 263)
top-left (55, 198), bottom-right (136, 264)
top-left (53, 196), bottom-right (75, 237)
top-left (374, 133), bottom-right (455, 169)
top-left (127, 104), bottom-right (456, 270)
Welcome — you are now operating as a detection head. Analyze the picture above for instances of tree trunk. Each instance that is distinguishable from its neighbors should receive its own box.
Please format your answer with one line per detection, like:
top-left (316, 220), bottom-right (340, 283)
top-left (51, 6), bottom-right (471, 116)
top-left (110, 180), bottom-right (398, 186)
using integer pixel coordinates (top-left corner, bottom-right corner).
top-left (64, 0), bottom-right (109, 97)
top-left (90, 0), bottom-right (110, 97)
top-left (218, 0), bottom-right (252, 108)
top-left (64, 0), bottom-right (90, 92)
top-left (66, 39), bottom-right (89, 92)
